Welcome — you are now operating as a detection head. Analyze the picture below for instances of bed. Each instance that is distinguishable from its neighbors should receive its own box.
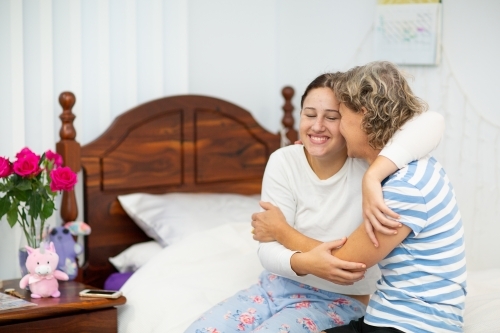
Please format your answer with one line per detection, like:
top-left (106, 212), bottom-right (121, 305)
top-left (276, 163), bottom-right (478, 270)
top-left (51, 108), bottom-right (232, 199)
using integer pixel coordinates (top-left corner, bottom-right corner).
top-left (55, 90), bottom-right (500, 333)
top-left (55, 87), bottom-right (297, 289)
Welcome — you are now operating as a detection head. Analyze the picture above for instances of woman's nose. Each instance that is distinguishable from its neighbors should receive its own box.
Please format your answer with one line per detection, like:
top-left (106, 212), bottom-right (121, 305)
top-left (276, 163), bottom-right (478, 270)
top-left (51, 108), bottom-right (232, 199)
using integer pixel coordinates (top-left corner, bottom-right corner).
top-left (311, 118), bottom-right (325, 131)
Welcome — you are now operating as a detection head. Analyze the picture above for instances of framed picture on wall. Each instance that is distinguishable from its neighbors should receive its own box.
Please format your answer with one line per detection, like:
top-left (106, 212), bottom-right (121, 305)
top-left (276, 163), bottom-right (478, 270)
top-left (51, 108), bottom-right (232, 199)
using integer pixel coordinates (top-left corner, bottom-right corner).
top-left (374, 1), bottom-right (442, 66)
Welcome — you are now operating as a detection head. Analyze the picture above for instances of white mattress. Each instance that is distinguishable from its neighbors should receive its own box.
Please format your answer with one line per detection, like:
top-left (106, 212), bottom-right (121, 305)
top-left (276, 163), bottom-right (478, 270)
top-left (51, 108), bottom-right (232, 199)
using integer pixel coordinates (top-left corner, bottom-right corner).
top-left (117, 223), bottom-right (500, 332)
top-left (463, 268), bottom-right (500, 332)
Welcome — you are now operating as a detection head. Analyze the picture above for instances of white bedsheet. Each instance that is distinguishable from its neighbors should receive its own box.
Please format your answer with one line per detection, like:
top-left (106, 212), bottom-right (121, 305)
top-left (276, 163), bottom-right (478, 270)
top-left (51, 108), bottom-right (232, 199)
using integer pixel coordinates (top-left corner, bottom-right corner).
top-left (118, 223), bottom-right (262, 333)
top-left (463, 268), bottom-right (500, 332)
top-left (118, 223), bottom-right (500, 333)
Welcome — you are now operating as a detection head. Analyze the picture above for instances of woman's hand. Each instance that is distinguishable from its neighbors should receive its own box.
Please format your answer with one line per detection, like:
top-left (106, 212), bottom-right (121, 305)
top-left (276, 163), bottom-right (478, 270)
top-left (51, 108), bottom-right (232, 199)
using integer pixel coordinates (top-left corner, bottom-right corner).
top-left (251, 201), bottom-right (290, 242)
top-left (291, 238), bottom-right (366, 285)
top-left (362, 168), bottom-right (401, 247)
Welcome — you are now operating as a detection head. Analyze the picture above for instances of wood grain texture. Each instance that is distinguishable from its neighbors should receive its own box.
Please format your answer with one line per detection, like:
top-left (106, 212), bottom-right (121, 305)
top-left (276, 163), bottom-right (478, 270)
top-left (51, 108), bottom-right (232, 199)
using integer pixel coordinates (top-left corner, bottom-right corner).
top-left (56, 90), bottom-right (296, 288)
top-left (0, 279), bottom-right (125, 332)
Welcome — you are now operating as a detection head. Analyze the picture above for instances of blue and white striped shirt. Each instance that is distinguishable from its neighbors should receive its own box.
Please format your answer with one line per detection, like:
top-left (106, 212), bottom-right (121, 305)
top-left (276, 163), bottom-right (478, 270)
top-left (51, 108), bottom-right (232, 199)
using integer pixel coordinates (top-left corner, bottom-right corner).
top-left (364, 156), bottom-right (467, 333)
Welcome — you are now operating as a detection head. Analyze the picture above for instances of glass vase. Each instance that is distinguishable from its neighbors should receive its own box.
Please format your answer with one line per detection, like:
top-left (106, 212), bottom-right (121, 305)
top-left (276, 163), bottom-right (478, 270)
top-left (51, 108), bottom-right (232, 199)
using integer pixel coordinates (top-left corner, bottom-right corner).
top-left (18, 217), bottom-right (42, 278)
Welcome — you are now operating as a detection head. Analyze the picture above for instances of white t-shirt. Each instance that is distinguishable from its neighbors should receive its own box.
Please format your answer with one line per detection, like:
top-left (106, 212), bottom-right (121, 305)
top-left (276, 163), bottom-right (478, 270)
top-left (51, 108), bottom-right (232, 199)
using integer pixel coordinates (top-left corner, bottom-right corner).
top-left (258, 111), bottom-right (445, 295)
top-left (259, 145), bottom-right (379, 294)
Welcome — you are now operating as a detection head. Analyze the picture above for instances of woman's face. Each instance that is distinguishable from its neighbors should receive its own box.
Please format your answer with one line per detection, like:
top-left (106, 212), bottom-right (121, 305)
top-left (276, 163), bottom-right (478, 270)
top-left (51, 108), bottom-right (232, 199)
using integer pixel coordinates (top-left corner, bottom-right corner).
top-left (338, 102), bottom-right (367, 160)
top-left (299, 87), bottom-right (346, 160)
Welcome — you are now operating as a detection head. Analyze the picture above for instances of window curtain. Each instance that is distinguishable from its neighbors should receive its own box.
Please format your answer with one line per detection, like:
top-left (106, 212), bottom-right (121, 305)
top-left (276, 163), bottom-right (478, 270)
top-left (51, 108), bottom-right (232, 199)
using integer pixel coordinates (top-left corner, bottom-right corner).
top-left (0, 0), bottom-right (188, 279)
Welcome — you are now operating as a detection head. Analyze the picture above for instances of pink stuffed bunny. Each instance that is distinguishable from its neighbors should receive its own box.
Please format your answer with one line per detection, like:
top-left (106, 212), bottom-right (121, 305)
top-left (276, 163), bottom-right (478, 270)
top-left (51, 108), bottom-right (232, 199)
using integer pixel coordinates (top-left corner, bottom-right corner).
top-left (19, 242), bottom-right (69, 298)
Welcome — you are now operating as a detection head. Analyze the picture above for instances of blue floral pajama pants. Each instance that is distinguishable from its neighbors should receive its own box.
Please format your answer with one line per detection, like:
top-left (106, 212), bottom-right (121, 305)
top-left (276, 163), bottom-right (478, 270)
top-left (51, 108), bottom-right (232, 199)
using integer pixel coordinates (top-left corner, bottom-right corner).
top-left (184, 271), bottom-right (366, 333)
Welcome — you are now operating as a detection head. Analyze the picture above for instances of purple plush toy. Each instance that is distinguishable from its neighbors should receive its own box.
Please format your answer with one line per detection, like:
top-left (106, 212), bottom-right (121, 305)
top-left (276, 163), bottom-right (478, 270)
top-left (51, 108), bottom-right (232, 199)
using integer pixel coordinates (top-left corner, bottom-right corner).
top-left (48, 221), bottom-right (91, 280)
top-left (19, 242), bottom-right (69, 298)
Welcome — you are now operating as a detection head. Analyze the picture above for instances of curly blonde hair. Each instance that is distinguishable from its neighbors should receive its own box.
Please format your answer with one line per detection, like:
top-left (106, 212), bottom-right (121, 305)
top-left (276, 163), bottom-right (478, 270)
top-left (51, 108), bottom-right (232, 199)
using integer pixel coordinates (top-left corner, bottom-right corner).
top-left (335, 61), bottom-right (428, 149)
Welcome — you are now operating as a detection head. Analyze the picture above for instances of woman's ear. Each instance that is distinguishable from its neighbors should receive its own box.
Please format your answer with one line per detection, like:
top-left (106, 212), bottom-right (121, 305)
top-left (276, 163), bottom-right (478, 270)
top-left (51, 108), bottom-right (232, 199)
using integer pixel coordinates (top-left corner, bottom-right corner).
top-left (361, 107), bottom-right (368, 115)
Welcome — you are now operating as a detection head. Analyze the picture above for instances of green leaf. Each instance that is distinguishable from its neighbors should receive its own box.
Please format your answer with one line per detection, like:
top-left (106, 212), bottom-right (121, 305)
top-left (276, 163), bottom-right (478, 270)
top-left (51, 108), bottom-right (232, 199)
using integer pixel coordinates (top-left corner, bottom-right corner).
top-left (27, 193), bottom-right (42, 220)
top-left (16, 179), bottom-right (32, 191)
top-left (13, 188), bottom-right (29, 202)
top-left (0, 195), bottom-right (11, 218)
top-left (7, 203), bottom-right (19, 228)
top-left (40, 200), bottom-right (55, 220)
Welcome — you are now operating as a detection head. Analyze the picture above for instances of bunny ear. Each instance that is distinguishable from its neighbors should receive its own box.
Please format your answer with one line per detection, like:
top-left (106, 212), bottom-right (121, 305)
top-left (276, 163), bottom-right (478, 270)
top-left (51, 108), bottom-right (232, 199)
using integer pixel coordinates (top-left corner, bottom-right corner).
top-left (26, 246), bottom-right (34, 254)
top-left (64, 221), bottom-right (91, 236)
top-left (49, 241), bottom-right (56, 252)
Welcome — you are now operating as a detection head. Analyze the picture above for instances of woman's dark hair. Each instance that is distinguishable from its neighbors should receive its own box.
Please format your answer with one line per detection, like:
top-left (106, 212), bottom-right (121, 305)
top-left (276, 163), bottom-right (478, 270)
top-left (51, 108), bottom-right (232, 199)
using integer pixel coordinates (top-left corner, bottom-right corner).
top-left (300, 72), bottom-right (343, 108)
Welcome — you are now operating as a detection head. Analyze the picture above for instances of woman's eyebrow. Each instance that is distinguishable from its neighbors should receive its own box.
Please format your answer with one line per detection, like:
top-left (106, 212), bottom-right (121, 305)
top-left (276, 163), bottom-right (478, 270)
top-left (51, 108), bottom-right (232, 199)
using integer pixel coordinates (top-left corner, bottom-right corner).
top-left (302, 107), bottom-right (339, 113)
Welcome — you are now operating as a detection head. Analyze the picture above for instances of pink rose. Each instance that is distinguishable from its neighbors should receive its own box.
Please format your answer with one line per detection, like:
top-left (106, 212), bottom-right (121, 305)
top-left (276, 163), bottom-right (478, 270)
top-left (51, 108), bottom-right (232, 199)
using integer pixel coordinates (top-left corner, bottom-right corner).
top-left (50, 167), bottom-right (77, 191)
top-left (0, 157), bottom-right (12, 178)
top-left (251, 296), bottom-right (264, 304)
top-left (298, 317), bottom-right (318, 331)
top-left (45, 150), bottom-right (63, 167)
top-left (294, 301), bottom-right (310, 309)
top-left (239, 312), bottom-right (255, 325)
top-left (13, 153), bottom-right (41, 177)
top-left (16, 147), bottom-right (39, 159)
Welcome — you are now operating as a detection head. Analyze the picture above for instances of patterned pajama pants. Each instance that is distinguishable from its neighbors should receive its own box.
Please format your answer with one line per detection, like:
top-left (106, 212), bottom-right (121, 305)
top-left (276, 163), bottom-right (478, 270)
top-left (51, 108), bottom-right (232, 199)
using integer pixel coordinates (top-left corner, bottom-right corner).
top-left (184, 271), bottom-right (366, 333)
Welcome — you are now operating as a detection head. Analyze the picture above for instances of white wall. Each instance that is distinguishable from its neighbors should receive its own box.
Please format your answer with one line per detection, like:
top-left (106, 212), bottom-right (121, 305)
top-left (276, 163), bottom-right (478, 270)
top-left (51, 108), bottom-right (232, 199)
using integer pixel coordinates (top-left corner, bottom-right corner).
top-left (1, 0), bottom-right (499, 280)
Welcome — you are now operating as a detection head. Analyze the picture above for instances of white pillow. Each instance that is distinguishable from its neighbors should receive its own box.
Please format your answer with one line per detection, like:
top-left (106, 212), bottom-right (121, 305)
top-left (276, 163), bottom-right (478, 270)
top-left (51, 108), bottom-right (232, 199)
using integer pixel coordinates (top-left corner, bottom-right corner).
top-left (109, 241), bottom-right (163, 273)
top-left (117, 192), bottom-right (260, 247)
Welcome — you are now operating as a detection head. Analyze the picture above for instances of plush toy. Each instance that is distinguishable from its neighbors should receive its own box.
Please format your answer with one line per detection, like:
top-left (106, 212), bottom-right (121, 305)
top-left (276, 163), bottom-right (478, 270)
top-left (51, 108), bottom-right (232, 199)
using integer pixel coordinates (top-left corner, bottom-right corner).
top-left (48, 221), bottom-right (91, 280)
top-left (19, 242), bottom-right (69, 298)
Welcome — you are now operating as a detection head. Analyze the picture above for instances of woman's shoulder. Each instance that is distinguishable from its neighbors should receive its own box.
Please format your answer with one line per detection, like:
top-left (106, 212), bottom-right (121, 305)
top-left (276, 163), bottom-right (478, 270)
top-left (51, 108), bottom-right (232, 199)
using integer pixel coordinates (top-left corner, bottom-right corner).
top-left (270, 144), bottom-right (304, 159)
top-left (266, 145), bottom-right (306, 173)
top-left (346, 157), bottom-right (369, 177)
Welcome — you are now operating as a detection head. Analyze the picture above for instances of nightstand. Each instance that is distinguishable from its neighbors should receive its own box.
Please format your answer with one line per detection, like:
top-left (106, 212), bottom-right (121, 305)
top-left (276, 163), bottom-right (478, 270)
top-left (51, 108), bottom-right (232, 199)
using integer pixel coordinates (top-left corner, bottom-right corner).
top-left (0, 279), bottom-right (126, 333)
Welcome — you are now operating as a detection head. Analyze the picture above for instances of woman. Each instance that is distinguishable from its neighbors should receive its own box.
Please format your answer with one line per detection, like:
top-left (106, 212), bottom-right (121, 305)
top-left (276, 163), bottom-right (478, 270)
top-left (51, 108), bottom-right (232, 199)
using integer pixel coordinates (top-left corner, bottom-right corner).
top-left (184, 72), bottom-right (444, 333)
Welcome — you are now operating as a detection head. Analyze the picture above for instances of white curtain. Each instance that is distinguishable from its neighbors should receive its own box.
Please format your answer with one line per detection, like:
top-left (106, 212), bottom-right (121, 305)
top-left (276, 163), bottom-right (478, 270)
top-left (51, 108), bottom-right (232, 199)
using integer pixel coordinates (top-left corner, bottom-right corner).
top-left (0, 0), bottom-right (189, 279)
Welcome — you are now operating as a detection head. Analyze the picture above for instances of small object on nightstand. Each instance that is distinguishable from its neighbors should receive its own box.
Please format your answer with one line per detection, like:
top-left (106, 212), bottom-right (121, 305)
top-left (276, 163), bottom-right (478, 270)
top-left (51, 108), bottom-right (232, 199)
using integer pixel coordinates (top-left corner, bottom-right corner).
top-left (79, 289), bottom-right (122, 299)
top-left (4, 288), bottom-right (24, 299)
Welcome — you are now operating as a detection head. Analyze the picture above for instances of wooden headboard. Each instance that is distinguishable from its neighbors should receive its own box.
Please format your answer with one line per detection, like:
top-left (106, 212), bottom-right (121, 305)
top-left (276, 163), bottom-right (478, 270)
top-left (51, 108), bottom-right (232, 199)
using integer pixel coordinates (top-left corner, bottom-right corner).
top-left (56, 89), bottom-right (297, 288)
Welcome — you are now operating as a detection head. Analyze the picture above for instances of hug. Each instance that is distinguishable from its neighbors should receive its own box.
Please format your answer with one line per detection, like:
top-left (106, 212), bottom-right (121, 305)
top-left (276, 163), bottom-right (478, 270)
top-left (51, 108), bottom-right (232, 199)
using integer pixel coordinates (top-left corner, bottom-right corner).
top-left (185, 61), bottom-right (465, 333)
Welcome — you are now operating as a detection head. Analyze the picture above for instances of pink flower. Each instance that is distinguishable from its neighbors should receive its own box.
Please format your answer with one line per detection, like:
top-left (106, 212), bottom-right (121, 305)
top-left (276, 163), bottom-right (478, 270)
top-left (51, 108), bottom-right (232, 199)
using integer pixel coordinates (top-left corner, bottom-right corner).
top-left (16, 147), bottom-right (39, 159)
top-left (0, 157), bottom-right (12, 178)
top-left (50, 167), bottom-right (77, 191)
top-left (332, 298), bottom-right (350, 306)
top-left (45, 150), bottom-right (63, 167)
top-left (206, 328), bottom-right (221, 333)
top-left (251, 296), bottom-right (265, 304)
top-left (13, 153), bottom-right (41, 177)
top-left (297, 317), bottom-right (318, 332)
top-left (239, 312), bottom-right (256, 325)
top-left (327, 311), bottom-right (345, 325)
top-left (294, 301), bottom-right (311, 309)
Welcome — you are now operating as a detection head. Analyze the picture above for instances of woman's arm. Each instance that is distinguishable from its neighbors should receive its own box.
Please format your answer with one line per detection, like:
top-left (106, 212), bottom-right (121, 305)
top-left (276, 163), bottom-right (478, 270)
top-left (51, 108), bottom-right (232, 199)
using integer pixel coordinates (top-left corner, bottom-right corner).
top-left (363, 111), bottom-right (445, 246)
top-left (292, 181), bottom-right (424, 275)
top-left (252, 201), bottom-right (320, 251)
top-left (291, 223), bottom-right (411, 274)
top-left (379, 111), bottom-right (445, 168)
top-left (256, 152), bottom-right (366, 284)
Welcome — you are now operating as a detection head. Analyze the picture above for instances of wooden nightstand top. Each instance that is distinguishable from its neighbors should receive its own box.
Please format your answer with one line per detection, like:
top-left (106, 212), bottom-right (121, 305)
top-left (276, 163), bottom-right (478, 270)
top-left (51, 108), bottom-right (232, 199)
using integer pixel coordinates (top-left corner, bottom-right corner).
top-left (0, 279), bottom-right (126, 326)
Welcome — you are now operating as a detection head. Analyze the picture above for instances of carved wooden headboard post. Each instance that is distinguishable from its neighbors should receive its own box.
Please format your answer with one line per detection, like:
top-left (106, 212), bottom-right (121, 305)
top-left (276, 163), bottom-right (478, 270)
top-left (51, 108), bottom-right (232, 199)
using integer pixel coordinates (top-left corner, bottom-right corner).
top-left (281, 86), bottom-right (298, 143)
top-left (56, 91), bottom-right (81, 223)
